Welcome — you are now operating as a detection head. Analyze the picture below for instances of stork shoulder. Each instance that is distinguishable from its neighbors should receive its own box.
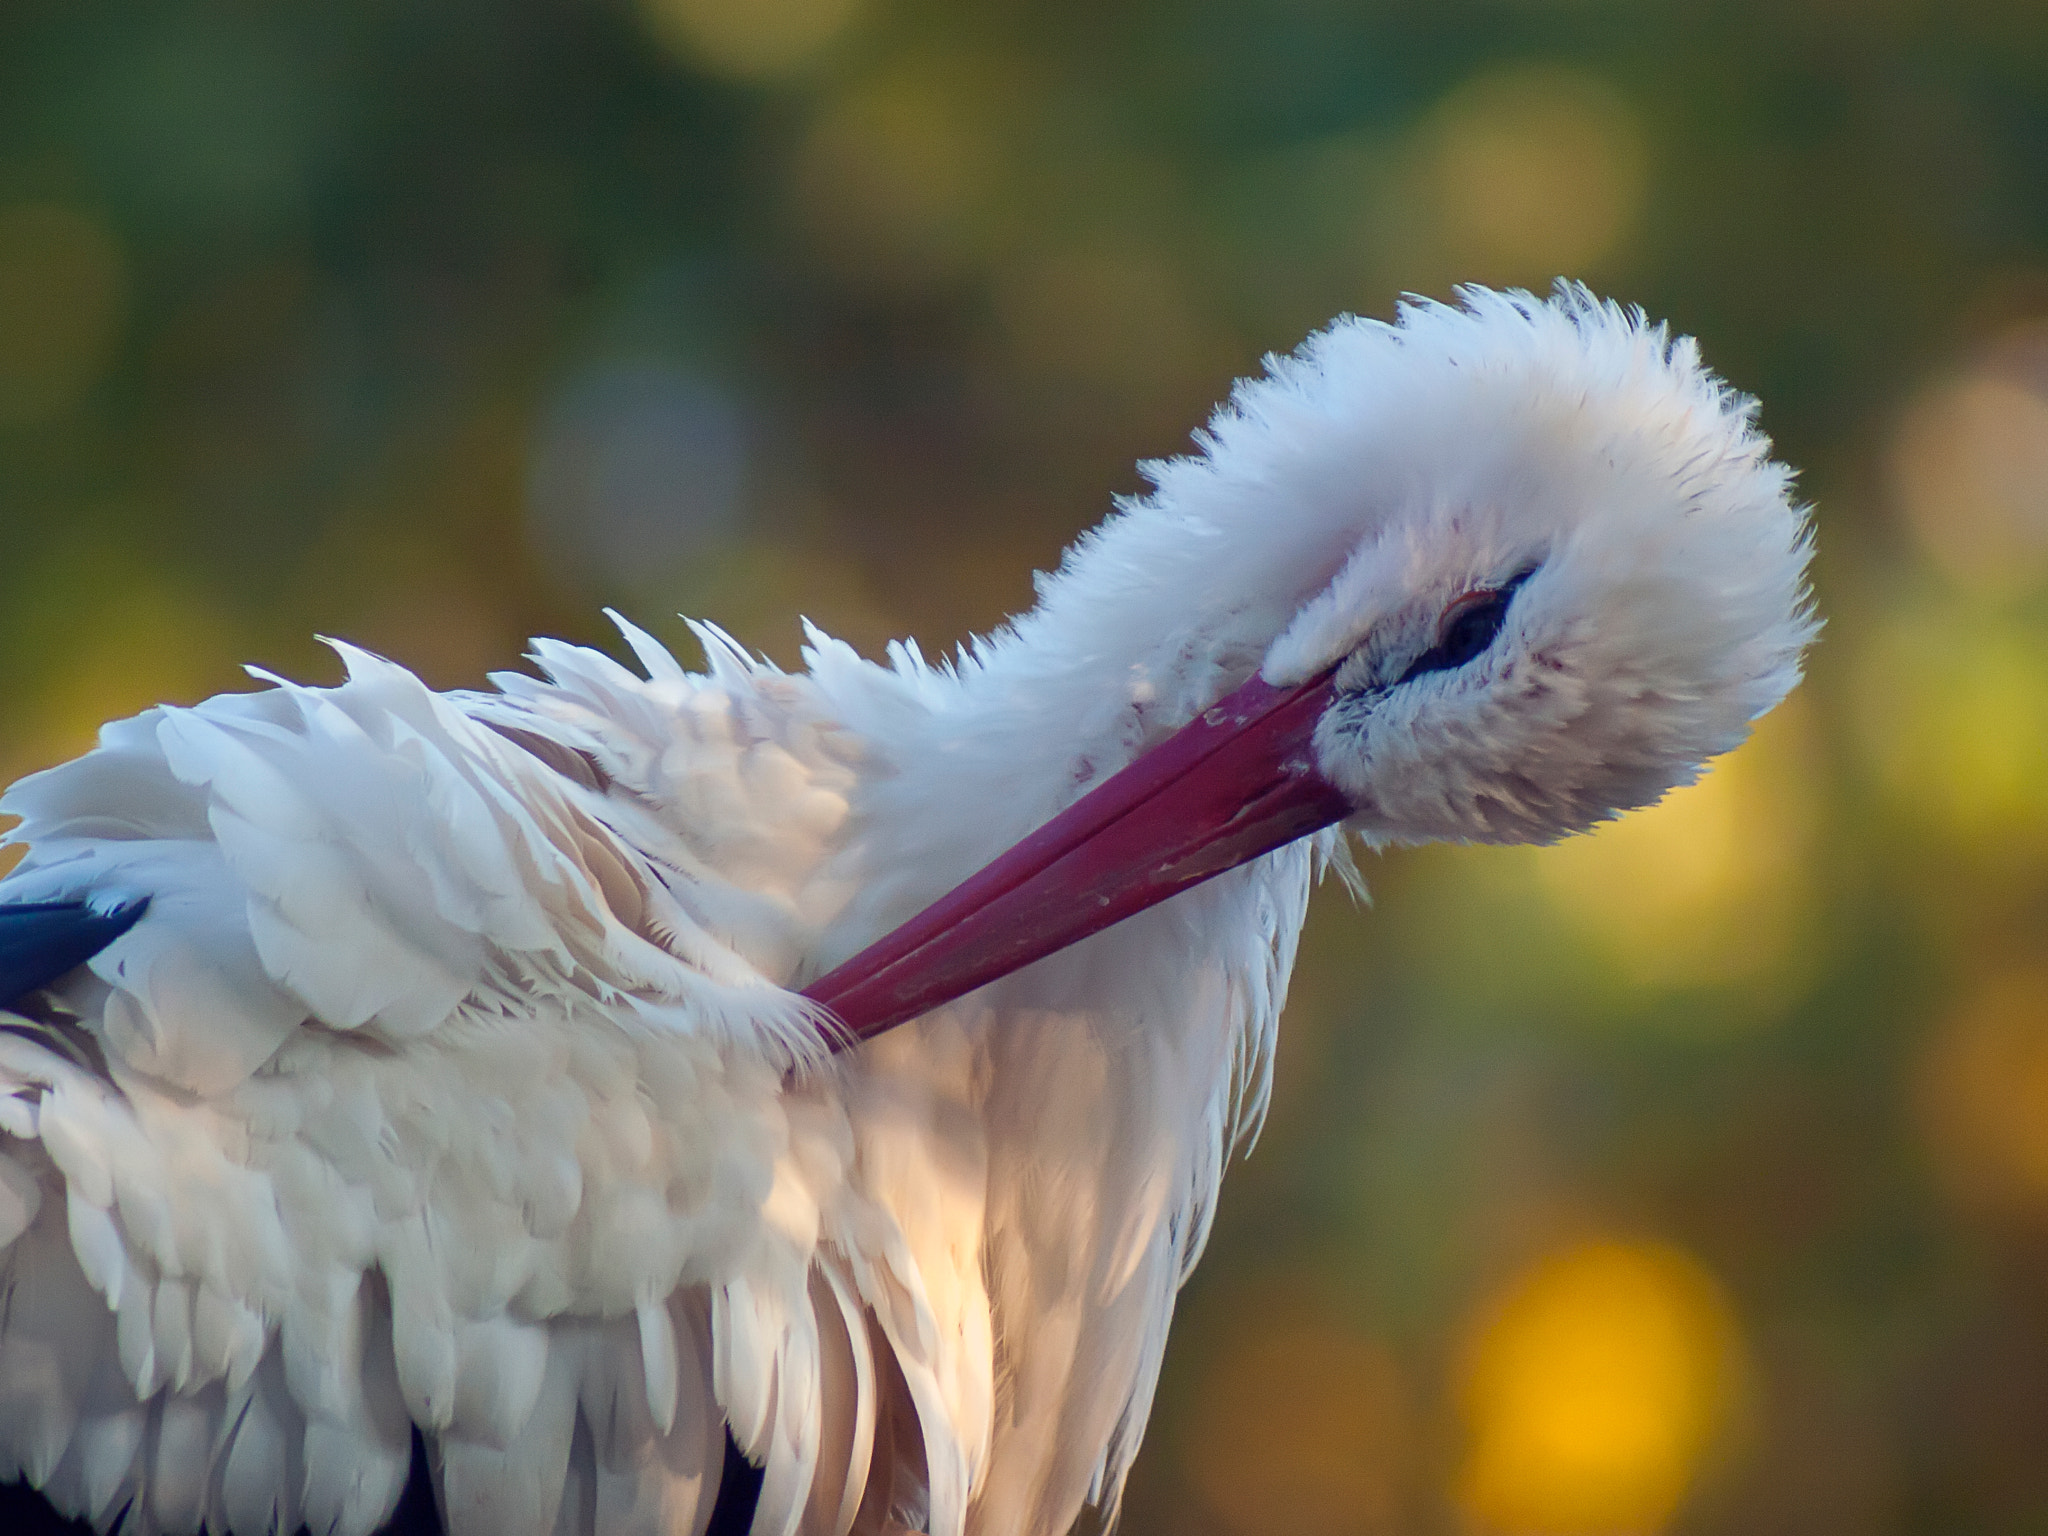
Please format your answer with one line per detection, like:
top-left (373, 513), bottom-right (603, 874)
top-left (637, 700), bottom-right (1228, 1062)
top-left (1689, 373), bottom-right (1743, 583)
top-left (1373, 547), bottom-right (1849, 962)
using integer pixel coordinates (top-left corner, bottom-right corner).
top-left (2, 634), bottom-right (849, 1090)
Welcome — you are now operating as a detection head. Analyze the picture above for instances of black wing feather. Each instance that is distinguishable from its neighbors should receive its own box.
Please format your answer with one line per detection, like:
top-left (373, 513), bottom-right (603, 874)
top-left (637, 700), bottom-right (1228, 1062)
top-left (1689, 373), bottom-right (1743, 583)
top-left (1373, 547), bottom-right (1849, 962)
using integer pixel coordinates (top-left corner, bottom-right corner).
top-left (0, 898), bottom-right (149, 1009)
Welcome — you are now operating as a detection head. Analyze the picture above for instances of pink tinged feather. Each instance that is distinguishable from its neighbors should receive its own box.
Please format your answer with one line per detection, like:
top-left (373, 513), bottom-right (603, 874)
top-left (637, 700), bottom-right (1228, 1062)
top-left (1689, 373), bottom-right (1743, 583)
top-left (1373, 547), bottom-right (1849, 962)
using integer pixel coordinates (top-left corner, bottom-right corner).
top-left (451, 1315), bottom-right (552, 1447)
top-left (637, 1298), bottom-right (680, 1438)
top-left (282, 1272), bottom-right (375, 1426)
top-left (113, 1252), bottom-right (159, 1396)
top-left (388, 1251), bottom-right (459, 1433)
top-left (610, 612), bottom-right (694, 690)
top-left (0, 725), bottom-right (210, 842)
top-left (841, 1255), bottom-right (970, 1536)
top-left (581, 1306), bottom-right (722, 1536)
top-left (438, 1333), bottom-right (581, 1536)
top-left (157, 708), bottom-right (481, 1035)
top-left (0, 1150), bottom-right (42, 1249)
top-left (218, 1351), bottom-right (306, 1536)
top-left (0, 1086), bottom-right (36, 1139)
top-left (96, 923), bottom-right (305, 1096)
top-left (150, 1389), bottom-right (219, 1532)
top-left (65, 1188), bottom-right (125, 1307)
top-left (194, 1277), bottom-right (267, 1395)
top-left (48, 1334), bottom-right (154, 1529)
top-left (42, 1106), bottom-right (113, 1211)
top-left (0, 1214), bottom-right (110, 1485)
top-left (752, 1307), bottom-right (826, 1536)
top-left (307, 1289), bottom-right (413, 1536)
top-left (802, 1262), bottom-right (876, 1536)
top-left (153, 1276), bottom-right (196, 1393)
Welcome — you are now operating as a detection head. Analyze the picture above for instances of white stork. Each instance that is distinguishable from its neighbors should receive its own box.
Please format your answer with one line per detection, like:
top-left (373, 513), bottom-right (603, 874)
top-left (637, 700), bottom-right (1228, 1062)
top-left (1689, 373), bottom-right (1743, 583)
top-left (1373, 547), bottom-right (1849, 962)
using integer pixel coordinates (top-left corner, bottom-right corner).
top-left (0, 287), bottom-right (1813, 1536)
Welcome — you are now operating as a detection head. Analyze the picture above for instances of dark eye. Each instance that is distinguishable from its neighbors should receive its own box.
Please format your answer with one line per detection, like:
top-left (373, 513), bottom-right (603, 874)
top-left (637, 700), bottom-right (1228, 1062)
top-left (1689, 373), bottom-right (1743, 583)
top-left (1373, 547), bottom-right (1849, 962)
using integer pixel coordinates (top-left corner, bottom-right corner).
top-left (1396, 571), bottom-right (1532, 684)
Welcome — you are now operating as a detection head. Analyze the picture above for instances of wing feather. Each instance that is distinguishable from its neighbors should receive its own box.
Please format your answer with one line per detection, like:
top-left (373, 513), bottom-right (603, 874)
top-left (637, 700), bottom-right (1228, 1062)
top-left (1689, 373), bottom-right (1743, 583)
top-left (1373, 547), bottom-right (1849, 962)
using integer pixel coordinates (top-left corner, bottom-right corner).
top-left (802, 1260), bottom-right (875, 1536)
top-left (297, 1275), bottom-right (411, 1536)
top-left (438, 1331), bottom-right (581, 1536)
top-left (0, 616), bottom-right (1189, 1536)
top-left (148, 1389), bottom-right (221, 1533)
top-left (214, 1348), bottom-right (304, 1536)
top-left (0, 1177), bottom-right (106, 1486)
top-left (582, 1303), bottom-right (724, 1536)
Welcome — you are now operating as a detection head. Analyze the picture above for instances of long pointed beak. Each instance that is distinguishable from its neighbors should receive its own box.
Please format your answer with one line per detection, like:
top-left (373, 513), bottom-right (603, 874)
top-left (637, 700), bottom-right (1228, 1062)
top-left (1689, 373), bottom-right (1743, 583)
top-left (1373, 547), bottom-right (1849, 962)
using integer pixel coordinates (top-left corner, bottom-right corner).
top-left (803, 666), bottom-right (1351, 1046)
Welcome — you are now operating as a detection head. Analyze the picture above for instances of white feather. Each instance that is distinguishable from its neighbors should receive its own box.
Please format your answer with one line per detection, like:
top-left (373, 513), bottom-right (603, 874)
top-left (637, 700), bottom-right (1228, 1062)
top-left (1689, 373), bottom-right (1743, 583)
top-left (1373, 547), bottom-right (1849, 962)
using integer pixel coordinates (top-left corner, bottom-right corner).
top-left (0, 1149), bottom-right (42, 1250)
top-left (803, 1260), bottom-right (876, 1536)
top-left (635, 1300), bottom-right (679, 1439)
top-left (150, 1390), bottom-right (218, 1532)
top-left (215, 1350), bottom-right (304, 1536)
top-left (439, 1333), bottom-right (580, 1536)
top-left (0, 1196), bottom-right (108, 1485)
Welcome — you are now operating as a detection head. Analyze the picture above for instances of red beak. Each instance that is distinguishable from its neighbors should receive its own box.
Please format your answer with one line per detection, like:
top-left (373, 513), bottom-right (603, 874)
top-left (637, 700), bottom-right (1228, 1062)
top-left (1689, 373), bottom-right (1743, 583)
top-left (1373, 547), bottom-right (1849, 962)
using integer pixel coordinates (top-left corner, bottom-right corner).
top-left (802, 666), bottom-right (1352, 1046)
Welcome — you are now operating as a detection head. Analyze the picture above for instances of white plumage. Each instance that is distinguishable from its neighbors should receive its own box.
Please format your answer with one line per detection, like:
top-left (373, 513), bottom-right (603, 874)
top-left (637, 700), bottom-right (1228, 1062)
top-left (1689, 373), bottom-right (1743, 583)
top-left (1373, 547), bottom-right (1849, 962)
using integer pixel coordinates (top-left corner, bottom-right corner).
top-left (0, 287), bottom-right (1814, 1536)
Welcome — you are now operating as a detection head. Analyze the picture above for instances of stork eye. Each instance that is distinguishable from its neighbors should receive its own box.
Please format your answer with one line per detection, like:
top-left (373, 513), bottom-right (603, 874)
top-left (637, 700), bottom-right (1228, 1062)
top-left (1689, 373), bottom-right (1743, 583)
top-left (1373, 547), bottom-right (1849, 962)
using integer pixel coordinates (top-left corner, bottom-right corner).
top-left (1396, 571), bottom-right (1532, 684)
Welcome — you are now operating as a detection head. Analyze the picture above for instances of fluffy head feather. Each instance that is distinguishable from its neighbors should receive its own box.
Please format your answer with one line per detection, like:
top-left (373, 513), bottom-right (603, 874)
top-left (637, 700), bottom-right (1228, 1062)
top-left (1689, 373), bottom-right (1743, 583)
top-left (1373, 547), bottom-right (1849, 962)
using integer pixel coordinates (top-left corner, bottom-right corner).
top-left (1117, 283), bottom-right (1815, 845)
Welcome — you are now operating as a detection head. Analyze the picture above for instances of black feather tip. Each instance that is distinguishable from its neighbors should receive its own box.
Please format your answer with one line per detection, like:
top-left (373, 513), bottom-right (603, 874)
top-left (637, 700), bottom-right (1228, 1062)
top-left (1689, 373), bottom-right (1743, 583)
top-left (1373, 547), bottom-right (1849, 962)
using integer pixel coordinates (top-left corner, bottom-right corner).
top-left (0, 897), bottom-right (149, 1010)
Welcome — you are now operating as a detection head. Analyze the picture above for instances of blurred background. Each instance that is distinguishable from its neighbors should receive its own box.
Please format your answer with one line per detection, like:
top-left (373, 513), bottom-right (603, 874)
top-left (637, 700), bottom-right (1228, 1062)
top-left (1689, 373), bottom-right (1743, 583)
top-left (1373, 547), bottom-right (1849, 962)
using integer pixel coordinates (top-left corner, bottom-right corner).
top-left (1, 0), bottom-right (2046, 1531)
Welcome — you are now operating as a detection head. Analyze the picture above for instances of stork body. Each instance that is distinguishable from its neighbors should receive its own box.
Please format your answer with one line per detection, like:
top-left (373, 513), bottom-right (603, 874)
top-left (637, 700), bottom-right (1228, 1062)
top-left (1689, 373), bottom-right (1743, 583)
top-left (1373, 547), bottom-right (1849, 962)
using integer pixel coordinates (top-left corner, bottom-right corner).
top-left (0, 289), bottom-right (1814, 1536)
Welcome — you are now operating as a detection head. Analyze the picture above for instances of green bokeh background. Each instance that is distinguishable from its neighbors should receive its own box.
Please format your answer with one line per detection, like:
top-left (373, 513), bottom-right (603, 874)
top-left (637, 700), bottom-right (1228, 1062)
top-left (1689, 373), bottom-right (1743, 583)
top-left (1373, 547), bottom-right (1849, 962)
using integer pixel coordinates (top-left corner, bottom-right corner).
top-left (4, 2), bottom-right (2048, 1532)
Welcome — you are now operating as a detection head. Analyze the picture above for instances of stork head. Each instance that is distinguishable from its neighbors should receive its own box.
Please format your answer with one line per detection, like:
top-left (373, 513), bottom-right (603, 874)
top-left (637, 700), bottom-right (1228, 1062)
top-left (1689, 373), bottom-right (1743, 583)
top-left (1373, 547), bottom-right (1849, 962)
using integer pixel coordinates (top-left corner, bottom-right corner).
top-left (808, 285), bottom-right (1815, 1041)
top-left (1249, 290), bottom-right (1814, 847)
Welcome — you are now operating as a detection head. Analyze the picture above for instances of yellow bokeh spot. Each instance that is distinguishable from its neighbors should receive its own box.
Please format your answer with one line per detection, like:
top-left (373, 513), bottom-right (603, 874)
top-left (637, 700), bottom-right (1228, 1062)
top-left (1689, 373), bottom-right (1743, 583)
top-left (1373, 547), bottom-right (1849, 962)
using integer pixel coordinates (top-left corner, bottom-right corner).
top-left (1890, 323), bottom-right (2048, 600)
top-left (1917, 966), bottom-right (2048, 1217)
top-left (788, 63), bottom-right (994, 292)
top-left (1186, 1316), bottom-right (1410, 1536)
top-left (1420, 64), bottom-right (1648, 284)
top-left (1855, 598), bottom-right (2048, 857)
top-left (1458, 1241), bottom-right (1743, 1535)
top-left (638, 0), bottom-right (865, 79)
top-left (1529, 701), bottom-right (1817, 995)
top-left (0, 204), bottom-right (127, 425)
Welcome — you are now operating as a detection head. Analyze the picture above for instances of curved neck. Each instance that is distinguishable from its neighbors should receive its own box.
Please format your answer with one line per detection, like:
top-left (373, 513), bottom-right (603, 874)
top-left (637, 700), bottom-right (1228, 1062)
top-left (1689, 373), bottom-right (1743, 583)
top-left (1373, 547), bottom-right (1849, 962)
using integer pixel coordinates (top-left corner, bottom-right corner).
top-left (809, 503), bottom-right (1353, 971)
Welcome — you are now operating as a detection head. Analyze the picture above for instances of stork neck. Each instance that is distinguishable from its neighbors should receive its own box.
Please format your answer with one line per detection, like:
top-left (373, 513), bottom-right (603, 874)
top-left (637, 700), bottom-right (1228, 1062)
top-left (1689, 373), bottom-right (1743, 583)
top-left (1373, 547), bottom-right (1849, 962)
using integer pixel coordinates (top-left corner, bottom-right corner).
top-left (818, 494), bottom-right (1355, 965)
top-left (959, 532), bottom-right (1342, 776)
top-left (868, 592), bottom-right (1310, 891)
